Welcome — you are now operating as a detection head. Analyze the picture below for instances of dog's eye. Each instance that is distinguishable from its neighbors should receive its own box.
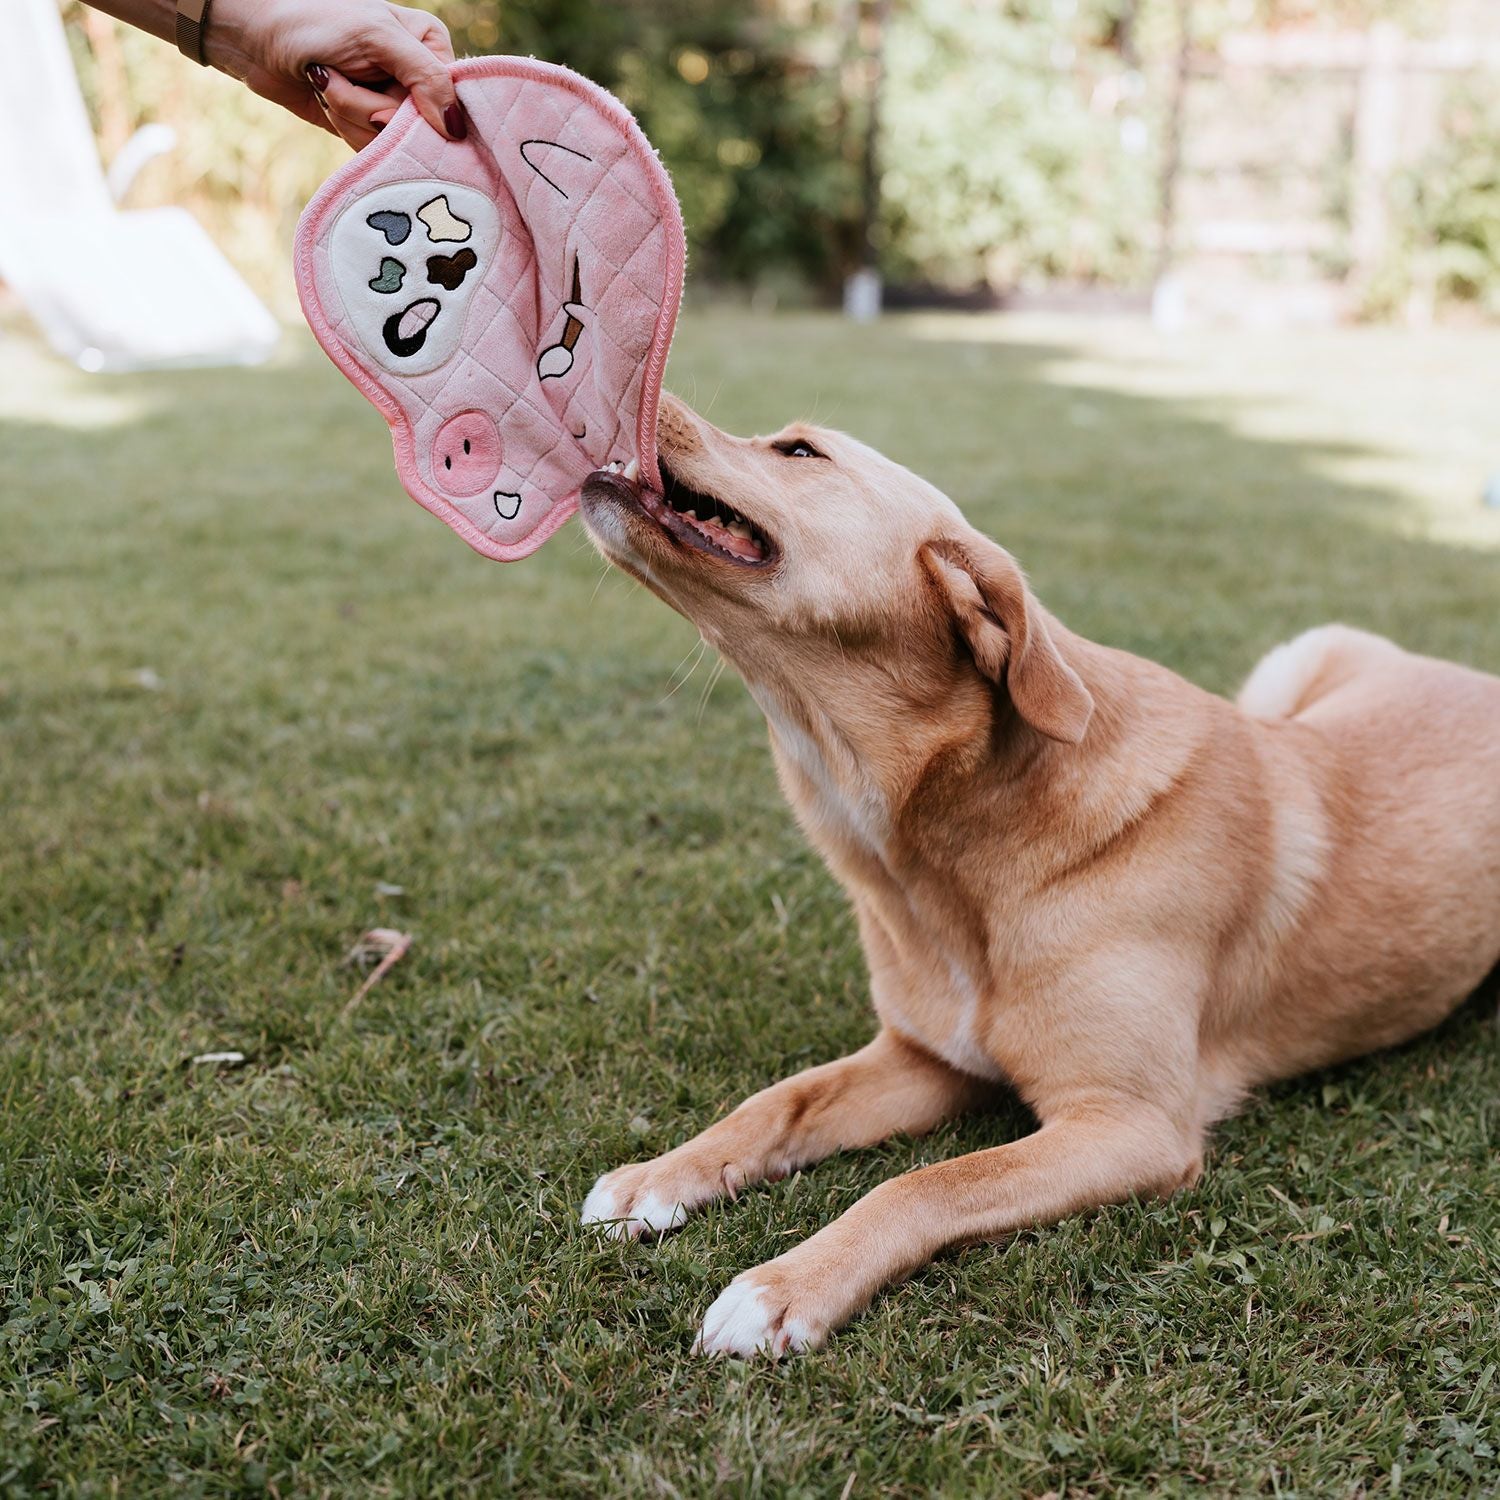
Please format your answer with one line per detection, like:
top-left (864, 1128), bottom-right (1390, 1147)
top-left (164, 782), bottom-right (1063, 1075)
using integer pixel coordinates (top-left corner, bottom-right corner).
top-left (774, 438), bottom-right (826, 460)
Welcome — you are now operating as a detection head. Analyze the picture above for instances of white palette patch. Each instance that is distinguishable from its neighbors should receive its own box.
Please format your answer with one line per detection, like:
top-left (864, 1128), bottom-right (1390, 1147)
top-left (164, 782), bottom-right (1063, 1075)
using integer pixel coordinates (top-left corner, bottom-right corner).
top-left (328, 180), bottom-right (501, 377)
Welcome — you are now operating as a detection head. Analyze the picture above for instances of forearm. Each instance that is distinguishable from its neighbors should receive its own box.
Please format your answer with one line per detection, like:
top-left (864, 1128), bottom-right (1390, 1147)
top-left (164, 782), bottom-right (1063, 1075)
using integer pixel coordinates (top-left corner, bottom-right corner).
top-left (78, 0), bottom-right (259, 80)
top-left (81, 0), bottom-right (175, 48)
top-left (75, 0), bottom-right (462, 147)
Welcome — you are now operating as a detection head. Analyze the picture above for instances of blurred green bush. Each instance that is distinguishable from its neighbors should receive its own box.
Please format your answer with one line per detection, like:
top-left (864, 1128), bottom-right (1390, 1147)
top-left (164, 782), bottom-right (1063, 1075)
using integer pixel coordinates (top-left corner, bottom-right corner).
top-left (1379, 84), bottom-right (1500, 318)
top-left (881, 0), bottom-right (1156, 291)
top-left (64, 0), bottom-right (1158, 307)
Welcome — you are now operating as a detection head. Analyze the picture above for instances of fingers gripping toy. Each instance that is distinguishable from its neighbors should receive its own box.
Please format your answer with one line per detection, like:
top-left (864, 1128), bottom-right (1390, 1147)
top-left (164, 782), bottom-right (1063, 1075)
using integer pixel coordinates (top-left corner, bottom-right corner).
top-left (294, 57), bottom-right (686, 561)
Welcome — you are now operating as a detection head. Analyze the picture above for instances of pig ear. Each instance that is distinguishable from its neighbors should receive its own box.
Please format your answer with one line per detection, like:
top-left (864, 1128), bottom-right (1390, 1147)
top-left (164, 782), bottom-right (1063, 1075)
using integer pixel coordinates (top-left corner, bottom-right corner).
top-left (920, 536), bottom-right (1094, 745)
top-left (519, 139), bottom-right (597, 201)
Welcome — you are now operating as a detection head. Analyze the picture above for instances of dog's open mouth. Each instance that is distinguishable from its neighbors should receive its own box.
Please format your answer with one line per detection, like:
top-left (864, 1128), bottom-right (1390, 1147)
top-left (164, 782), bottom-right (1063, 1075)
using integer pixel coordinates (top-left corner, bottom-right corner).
top-left (652, 459), bottom-right (772, 565)
top-left (584, 459), bottom-right (775, 567)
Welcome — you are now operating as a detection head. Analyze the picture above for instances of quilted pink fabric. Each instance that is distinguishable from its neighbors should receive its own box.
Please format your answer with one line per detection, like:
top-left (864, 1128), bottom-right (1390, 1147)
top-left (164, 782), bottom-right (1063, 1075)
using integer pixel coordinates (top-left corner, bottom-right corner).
top-left (294, 57), bottom-right (685, 561)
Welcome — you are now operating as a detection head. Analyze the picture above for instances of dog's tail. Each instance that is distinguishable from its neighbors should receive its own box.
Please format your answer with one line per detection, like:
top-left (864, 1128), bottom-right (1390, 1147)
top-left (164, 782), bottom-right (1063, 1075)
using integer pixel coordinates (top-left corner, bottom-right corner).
top-left (1237, 624), bottom-right (1398, 721)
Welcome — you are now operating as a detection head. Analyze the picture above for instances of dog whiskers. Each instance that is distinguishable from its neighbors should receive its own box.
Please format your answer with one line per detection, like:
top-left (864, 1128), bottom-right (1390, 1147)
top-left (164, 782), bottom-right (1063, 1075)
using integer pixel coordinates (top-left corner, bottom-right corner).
top-left (661, 636), bottom-right (709, 703)
top-left (696, 653), bottom-right (728, 725)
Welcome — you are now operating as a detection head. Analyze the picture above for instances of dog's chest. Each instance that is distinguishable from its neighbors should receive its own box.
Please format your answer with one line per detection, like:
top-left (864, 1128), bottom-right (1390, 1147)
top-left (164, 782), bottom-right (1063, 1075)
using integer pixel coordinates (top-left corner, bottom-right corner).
top-left (751, 694), bottom-right (1010, 1081)
top-left (760, 706), bottom-right (889, 858)
top-left (876, 954), bottom-right (1005, 1081)
top-left (860, 900), bottom-right (1009, 1081)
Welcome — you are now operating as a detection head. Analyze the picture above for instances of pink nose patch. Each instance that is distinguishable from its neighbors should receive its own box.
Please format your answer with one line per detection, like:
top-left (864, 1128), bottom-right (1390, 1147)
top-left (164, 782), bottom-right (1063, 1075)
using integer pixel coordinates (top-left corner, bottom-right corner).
top-left (293, 56), bottom-right (686, 563)
top-left (433, 411), bottom-right (502, 497)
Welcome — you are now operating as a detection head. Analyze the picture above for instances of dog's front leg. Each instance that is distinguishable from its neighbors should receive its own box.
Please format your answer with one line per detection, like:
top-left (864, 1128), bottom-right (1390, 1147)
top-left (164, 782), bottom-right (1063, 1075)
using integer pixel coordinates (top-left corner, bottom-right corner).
top-left (580, 1028), bottom-right (987, 1239)
top-left (693, 1103), bottom-right (1202, 1357)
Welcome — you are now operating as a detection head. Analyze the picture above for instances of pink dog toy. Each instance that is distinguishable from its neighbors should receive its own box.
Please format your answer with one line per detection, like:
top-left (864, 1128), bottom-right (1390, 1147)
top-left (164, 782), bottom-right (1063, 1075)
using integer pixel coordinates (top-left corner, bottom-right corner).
top-left (294, 57), bottom-right (686, 561)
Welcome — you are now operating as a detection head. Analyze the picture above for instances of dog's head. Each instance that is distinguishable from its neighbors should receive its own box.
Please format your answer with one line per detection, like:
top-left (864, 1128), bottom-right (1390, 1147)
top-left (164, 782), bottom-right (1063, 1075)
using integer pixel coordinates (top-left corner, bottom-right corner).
top-left (581, 393), bottom-right (1092, 748)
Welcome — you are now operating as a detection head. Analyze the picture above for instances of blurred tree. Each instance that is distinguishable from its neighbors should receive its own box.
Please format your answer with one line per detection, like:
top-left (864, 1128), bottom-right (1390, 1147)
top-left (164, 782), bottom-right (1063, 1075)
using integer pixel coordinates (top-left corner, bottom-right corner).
top-left (880, 0), bottom-right (1159, 291)
top-left (58, 0), bottom-right (1498, 313)
top-left (452, 0), bottom-right (859, 289)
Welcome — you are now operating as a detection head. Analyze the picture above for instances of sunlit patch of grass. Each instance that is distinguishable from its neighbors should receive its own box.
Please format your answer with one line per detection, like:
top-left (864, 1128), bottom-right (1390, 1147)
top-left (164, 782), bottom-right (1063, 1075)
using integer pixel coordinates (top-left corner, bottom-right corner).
top-left (904, 310), bottom-right (1500, 551)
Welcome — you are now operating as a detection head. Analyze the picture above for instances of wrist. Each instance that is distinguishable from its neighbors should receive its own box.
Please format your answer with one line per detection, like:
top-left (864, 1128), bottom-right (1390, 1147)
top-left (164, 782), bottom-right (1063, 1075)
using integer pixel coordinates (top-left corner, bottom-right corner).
top-left (197, 0), bottom-right (265, 80)
top-left (174, 0), bottom-right (213, 64)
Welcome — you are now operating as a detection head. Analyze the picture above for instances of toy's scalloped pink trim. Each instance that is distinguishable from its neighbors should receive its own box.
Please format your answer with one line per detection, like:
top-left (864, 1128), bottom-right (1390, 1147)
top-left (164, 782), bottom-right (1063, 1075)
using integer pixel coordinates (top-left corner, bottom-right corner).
top-left (293, 56), bottom-right (686, 563)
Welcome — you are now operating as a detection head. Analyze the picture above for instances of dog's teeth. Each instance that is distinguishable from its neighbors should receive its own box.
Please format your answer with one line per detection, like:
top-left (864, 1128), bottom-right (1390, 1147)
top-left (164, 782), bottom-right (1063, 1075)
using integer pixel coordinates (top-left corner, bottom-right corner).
top-left (623, 458), bottom-right (639, 482)
top-left (683, 510), bottom-right (698, 521)
top-left (727, 520), bottom-right (751, 539)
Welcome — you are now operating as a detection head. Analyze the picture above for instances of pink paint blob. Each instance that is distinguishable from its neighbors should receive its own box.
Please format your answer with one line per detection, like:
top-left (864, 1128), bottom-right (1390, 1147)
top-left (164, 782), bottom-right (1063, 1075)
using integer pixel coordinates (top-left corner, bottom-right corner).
top-left (432, 410), bottom-right (503, 497)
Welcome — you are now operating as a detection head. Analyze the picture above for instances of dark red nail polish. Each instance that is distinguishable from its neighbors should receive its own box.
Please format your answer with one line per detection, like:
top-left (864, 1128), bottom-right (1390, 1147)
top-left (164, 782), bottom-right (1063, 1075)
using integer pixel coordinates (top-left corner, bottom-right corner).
top-left (305, 62), bottom-right (329, 92)
top-left (443, 102), bottom-right (468, 141)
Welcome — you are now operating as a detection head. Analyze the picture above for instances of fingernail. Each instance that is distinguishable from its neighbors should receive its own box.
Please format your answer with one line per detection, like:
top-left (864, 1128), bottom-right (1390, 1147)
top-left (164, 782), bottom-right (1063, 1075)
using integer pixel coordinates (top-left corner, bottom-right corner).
top-left (370, 107), bottom-right (396, 130)
top-left (305, 62), bottom-right (329, 92)
top-left (443, 102), bottom-right (468, 141)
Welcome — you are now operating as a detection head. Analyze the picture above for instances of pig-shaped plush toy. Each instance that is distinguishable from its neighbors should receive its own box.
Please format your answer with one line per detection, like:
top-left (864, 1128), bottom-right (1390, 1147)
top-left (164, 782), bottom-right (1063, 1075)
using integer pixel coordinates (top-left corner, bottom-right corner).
top-left (294, 57), bottom-right (686, 560)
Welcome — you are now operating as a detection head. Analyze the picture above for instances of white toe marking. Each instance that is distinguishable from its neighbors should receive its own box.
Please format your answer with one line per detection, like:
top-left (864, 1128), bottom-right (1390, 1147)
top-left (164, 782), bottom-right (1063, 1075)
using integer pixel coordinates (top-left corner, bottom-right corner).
top-left (580, 1178), bottom-right (687, 1240)
top-left (694, 1277), bottom-right (812, 1358)
top-left (625, 1189), bottom-right (688, 1237)
top-left (580, 1176), bottom-right (625, 1234)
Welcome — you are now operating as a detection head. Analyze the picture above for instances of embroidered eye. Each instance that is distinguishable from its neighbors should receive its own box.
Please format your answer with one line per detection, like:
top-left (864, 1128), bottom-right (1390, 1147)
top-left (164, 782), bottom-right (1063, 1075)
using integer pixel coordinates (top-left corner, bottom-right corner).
top-left (774, 438), bottom-right (826, 459)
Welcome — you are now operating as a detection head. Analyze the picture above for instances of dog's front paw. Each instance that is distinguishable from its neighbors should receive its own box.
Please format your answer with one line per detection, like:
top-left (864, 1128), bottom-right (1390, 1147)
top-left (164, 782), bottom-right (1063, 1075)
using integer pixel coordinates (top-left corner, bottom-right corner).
top-left (580, 1164), bottom-right (692, 1241)
top-left (692, 1265), bottom-right (827, 1359)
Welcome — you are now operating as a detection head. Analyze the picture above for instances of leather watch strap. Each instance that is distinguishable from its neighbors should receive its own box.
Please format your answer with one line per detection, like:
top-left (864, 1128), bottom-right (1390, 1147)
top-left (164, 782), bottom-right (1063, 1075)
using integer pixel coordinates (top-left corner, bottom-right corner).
top-left (175, 0), bottom-right (213, 65)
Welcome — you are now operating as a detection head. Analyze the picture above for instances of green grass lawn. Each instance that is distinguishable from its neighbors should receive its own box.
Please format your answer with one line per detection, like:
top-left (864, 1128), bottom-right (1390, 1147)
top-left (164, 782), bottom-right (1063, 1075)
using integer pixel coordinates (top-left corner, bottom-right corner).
top-left (2, 307), bottom-right (1498, 1498)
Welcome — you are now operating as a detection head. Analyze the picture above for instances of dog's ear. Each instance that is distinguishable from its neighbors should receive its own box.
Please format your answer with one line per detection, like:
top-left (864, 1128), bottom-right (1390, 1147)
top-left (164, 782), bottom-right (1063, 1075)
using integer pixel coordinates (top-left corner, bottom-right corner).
top-left (920, 537), bottom-right (1094, 744)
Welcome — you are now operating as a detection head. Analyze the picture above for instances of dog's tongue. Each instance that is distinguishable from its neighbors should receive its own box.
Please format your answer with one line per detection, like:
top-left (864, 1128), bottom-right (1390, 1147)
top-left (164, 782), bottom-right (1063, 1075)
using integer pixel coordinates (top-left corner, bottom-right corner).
top-left (713, 528), bottom-right (765, 564)
top-left (294, 57), bottom-right (685, 563)
top-left (684, 511), bottom-right (764, 563)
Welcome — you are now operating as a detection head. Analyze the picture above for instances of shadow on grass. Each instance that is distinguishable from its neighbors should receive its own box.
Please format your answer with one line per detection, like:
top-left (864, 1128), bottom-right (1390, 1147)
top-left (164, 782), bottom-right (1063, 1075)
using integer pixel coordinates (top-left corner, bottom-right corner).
top-left (3, 315), bottom-right (1497, 665)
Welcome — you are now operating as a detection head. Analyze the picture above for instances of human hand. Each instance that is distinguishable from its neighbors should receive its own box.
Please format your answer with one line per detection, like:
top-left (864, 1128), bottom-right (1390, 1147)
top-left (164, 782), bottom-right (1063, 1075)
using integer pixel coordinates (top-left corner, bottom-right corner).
top-left (205, 0), bottom-right (464, 150)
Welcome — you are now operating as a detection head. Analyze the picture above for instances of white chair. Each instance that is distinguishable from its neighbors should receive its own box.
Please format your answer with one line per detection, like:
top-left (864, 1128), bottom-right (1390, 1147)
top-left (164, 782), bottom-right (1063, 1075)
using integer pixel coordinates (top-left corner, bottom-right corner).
top-left (0, 0), bottom-right (279, 372)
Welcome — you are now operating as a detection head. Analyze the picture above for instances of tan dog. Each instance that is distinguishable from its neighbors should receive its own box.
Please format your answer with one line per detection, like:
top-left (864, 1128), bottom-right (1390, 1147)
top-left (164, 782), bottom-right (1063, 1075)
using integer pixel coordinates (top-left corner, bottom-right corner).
top-left (578, 393), bottom-right (1500, 1357)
